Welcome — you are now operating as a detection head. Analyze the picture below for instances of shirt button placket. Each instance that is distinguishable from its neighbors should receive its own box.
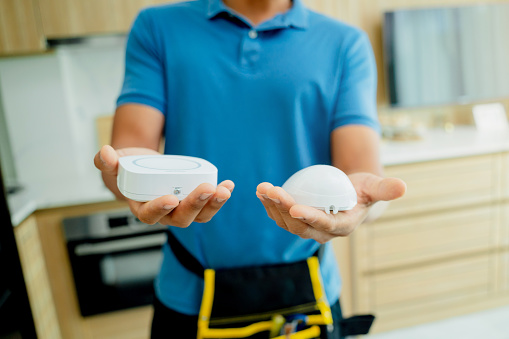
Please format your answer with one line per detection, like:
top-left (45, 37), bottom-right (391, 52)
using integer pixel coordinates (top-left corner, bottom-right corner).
top-left (241, 30), bottom-right (261, 70)
top-left (248, 30), bottom-right (258, 39)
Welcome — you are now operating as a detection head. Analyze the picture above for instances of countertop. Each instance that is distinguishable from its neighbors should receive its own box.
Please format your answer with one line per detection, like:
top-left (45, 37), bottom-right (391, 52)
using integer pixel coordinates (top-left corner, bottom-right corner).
top-left (381, 126), bottom-right (509, 166)
top-left (8, 173), bottom-right (115, 226)
top-left (8, 126), bottom-right (509, 227)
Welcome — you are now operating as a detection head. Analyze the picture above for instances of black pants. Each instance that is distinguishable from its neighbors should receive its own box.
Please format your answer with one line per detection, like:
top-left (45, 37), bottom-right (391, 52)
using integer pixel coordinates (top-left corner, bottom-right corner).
top-left (151, 296), bottom-right (344, 339)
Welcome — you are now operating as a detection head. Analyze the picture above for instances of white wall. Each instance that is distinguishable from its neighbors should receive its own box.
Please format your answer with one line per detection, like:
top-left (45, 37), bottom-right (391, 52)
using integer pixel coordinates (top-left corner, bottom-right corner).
top-left (0, 36), bottom-right (126, 187)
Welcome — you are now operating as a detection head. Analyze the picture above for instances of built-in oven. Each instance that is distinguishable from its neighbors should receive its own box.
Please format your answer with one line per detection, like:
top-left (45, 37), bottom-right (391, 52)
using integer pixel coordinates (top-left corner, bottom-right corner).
top-left (63, 209), bottom-right (167, 316)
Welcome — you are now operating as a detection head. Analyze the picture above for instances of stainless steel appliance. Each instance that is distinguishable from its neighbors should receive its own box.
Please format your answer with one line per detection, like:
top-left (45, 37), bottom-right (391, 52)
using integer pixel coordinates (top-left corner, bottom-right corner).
top-left (63, 209), bottom-right (167, 316)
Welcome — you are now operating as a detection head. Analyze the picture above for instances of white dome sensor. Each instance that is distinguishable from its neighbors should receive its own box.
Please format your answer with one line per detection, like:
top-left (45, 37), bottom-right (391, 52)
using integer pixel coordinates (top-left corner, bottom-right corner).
top-left (282, 165), bottom-right (357, 214)
top-left (117, 155), bottom-right (217, 202)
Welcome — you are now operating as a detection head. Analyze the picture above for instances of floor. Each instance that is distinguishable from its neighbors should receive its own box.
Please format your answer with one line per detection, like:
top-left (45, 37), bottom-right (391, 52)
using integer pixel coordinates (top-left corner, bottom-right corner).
top-left (363, 305), bottom-right (509, 339)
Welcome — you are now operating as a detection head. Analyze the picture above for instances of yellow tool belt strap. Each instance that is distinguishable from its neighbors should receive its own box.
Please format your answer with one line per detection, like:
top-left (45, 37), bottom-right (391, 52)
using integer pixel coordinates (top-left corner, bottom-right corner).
top-left (197, 257), bottom-right (333, 339)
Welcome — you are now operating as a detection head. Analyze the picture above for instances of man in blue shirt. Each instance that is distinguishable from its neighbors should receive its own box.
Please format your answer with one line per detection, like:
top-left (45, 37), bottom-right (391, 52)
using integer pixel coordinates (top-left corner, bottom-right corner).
top-left (94, 0), bottom-right (406, 337)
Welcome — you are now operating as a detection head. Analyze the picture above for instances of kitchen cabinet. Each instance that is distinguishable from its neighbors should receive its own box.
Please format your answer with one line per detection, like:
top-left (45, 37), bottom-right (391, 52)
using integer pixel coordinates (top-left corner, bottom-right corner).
top-left (500, 152), bottom-right (509, 291)
top-left (502, 202), bottom-right (509, 292)
top-left (502, 152), bottom-right (509, 200)
top-left (0, 0), bottom-right (181, 55)
top-left (38, 0), bottom-right (178, 39)
top-left (0, 0), bottom-right (46, 55)
top-left (334, 152), bottom-right (509, 333)
top-left (32, 200), bottom-right (154, 339)
top-left (14, 215), bottom-right (61, 339)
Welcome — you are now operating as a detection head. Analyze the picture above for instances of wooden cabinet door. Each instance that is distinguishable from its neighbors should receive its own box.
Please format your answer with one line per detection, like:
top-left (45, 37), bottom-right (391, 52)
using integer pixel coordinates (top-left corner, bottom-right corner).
top-left (355, 204), bottom-right (498, 272)
top-left (362, 254), bottom-right (495, 333)
top-left (502, 152), bottom-right (509, 200)
top-left (38, 0), bottom-right (177, 38)
top-left (381, 154), bottom-right (497, 219)
top-left (14, 216), bottom-right (62, 339)
top-left (0, 0), bottom-right (46, 55)
top-left (345, 153), bottom-right (509, 333)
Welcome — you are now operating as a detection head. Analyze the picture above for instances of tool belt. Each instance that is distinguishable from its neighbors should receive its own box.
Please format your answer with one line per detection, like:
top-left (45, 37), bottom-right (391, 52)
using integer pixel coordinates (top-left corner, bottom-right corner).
top-left (166, 231), bottom-right (374, 339)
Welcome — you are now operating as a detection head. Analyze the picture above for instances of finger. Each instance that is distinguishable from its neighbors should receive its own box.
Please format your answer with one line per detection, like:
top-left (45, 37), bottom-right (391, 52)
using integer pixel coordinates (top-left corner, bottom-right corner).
top-left (219, 180), bottom-right (235, 193)
top-left (115, 147), bottom-right (160, 157)
top-left (193, 184), bottom-right (232, 223)
top-left (94, 145), bottom-right (119, 176)
top-left (256, 183), bottom-right (287, 230)
top-left (256, 182), bottom-right (274, 197)
top-left (128, 195), bottom-right (179, 225)
top-left (379, 177), bottom-right (407, 200)
top-left (159, 183), bottom-right (216, 227)
top-left (266, 196), bottom-right (335, 243)
top-left (256, 191), bottom-right (277, 225)
top-left (362, 175), bottom-right (407, 203)
top-left (259, 184), bottom-right (335, 242)
top-left (213, 180), bottom-right (235, 204)
top-left (266, 186), bottom-right (308, 234)
top-left (289, 204), bottom-right (361, 237)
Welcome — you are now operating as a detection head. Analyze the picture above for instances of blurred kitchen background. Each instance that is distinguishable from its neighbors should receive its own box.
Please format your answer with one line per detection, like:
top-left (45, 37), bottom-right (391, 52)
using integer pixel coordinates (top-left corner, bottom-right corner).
top-left (1, 0), bottom-right (509, 339)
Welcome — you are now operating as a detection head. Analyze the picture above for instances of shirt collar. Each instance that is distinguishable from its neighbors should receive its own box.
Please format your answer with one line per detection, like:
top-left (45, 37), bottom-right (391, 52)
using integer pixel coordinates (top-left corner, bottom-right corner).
top-left (205, 0), bottom-right (308, 30)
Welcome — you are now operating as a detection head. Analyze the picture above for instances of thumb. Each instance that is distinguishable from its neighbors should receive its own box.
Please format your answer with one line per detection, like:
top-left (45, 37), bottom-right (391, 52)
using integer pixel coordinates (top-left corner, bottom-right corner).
top-left (356, 173), bottom-right (406, 203)
top-left (370, 177), bottom-right (407, 202)
top-left (94, 145), bottom-right (119, 176)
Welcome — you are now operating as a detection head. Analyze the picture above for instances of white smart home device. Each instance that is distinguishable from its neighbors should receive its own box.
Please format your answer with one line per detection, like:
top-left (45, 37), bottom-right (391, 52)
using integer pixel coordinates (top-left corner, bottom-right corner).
top-left (117, 155), bottom-right (217, 202)
top-left (282, 165), bottom-right (357, 214)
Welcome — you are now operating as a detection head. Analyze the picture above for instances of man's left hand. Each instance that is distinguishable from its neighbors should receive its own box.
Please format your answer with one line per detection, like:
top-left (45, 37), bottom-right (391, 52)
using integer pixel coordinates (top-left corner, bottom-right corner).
top-left (256, 173), bottom-right (406, 243)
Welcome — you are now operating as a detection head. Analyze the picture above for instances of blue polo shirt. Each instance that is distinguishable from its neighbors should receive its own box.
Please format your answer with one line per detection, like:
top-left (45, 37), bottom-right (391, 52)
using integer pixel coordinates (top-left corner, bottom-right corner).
top-left (117, 0), bottom-right (379, 315)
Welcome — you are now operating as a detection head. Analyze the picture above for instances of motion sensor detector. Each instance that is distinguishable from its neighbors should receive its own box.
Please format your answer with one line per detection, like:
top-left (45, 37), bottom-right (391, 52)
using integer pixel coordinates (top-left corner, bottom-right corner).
top-left (117, 155), bottom-right (217, 202)
top-left (282, 165), bottom-right (357, 214)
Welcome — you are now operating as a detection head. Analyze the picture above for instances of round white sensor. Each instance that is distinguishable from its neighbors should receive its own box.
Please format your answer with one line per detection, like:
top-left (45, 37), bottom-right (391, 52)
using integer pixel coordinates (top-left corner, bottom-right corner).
top-left (282, 165), bottom-right (357, 214)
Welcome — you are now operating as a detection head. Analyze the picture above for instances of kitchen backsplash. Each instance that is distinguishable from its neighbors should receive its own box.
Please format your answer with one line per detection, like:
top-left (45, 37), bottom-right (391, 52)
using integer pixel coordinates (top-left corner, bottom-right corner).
top-left (0, 36), bottom-right (126, 187)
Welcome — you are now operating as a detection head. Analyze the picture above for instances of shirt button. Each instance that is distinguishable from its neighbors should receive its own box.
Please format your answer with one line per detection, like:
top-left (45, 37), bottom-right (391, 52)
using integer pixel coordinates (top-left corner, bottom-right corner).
top-left (248, 30), bottom-right (258, 39)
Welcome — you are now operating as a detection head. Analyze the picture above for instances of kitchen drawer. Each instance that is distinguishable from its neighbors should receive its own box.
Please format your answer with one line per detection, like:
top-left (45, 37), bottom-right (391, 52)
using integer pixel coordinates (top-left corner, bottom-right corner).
top-left (382, 155), bottom-right (496, 219)
top-left (355, 204), bottom-right (497, 271)
top-left (500, 201), bottom-right (509, 248)
top-left (501, 250), bottom-right (509, 292)
top-left (356, 254), bottom-right (494, 330)
top-left (502, 152), bottom-right (509, 200)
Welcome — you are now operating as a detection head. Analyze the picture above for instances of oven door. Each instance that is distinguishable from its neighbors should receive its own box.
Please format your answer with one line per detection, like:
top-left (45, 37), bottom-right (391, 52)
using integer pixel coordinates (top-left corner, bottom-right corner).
top-left (67, 231), bottom-right (166, 316)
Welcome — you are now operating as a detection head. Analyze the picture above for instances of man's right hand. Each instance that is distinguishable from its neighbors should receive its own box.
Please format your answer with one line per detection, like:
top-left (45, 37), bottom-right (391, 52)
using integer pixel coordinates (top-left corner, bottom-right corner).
top-left (94, 145), bottom-right (234, 227)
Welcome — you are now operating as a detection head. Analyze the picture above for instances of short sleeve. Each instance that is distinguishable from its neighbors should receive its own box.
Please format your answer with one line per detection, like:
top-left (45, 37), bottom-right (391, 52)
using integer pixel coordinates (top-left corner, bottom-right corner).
top-left (332, 31), bottom-right (380, 133)
top-left (117, 9), bottom-right (167, 115)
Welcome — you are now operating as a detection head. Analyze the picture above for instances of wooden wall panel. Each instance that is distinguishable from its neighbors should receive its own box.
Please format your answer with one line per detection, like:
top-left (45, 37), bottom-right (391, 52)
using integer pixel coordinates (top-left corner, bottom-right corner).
top-left (38, 0), bottom-right (178, 38)
top-left (304, 0), bottom-right (351, 22)
top-left (0, 0), bottom-right (46, 54)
